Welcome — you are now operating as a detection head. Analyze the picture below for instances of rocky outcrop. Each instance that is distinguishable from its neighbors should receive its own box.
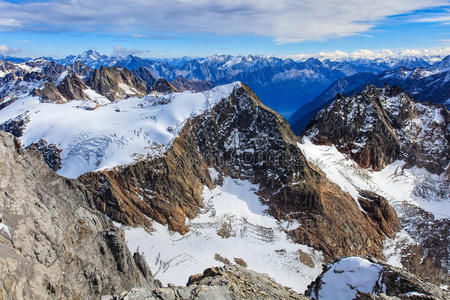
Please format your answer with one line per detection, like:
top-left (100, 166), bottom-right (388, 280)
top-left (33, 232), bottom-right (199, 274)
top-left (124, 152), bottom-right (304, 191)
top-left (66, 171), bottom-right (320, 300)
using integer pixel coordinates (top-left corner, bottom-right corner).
top-left (394, 203), bottom-right (449, 286)
top-left (151, 78), bottom-right (179, 93)
top-left (304, 85), bottom-right (449, 174)
top-left (357, 190), bottom-right (401, 238)
top-left (171, 75), bottom-right (215, 92)
top-left (0, 131), bottom-right (158, 299)
top-left (32, 72), bottom-right (91, 103)
top-left (132, 67), bottom-right (157, 92)
top-left (306, 257), bottom-right (448, 300)
top-left (68, 60), bottom-right (92, 77)
top-left (0, 112), bottom-right (30, 137)
top-left (27, 139), bottom-right (63, 171)
top-left (32, 82), bottom-right (67, 103)
top-left (81, 84), bottom-right (400, 262)
top-left (86, 66), bottom-right (147, 100)
top-left (103, 264), bottom-right (307, 300)
top-left (57, 72), bottom-right (89, 100)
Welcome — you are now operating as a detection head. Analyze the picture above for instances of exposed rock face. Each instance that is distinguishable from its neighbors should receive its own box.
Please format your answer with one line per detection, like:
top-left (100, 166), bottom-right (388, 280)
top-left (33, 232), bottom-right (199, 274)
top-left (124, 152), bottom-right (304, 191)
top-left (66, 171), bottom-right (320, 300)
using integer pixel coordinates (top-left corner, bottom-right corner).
top-left (103, 264), bottom-right (308, 300)
top-left (357, 190), bottom-right (401, 238)
top-left (57, 72), bottom-right (89, 100)
top-left (304, 85), bottom-right (449, 174)
top-left (68, 60), bottom-right (92, 77)
top-left (306, 257), bottom-right (448, 300)
top-left (32, 72), bottom-right (91, 103)
top-left (81, 84), bottom-right (400, 262)
top-left (0, 131), bottom-right (158, 299)
top-left (86, 66), bottom-right (147, 100)
top-left (171, 75), bottom-right (215, 92)
top-left (0, 112), bottom-right (30, 137)
top-left (395, 203), bottom-right (449, 286)
top-left (80, 123), bottom-right (214, 234)
top-left (132, 67), bottom-right (157, 92)
top-left (27, 139), bottom-right (63, 171)
top-left (32, 81), bottom-right (67, 103)
top-left (151, 78), bottom-right (179, 93)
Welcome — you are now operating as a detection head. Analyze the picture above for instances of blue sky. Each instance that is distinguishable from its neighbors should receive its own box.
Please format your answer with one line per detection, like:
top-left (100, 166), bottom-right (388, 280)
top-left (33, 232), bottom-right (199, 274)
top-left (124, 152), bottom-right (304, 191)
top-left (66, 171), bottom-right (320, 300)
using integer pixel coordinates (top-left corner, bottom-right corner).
top-left (0, 0), bottom-right (449, 58)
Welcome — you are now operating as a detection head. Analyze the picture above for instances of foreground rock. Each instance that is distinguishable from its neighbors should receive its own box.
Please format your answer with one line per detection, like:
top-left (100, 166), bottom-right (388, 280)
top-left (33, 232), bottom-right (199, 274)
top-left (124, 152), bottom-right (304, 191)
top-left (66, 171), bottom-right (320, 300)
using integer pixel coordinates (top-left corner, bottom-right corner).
top-left (306, 257), bottom-right (448, 300)
top-left (103, 264), bottom-right (307, 300)
top-left (0, 131), bottom-right (158, 299)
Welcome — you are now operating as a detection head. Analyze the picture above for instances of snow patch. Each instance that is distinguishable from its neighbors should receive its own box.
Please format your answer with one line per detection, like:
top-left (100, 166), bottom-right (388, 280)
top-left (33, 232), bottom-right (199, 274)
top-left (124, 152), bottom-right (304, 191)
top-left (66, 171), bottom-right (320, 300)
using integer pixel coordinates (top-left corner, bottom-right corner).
top-left (0, 82), bottom-right (241, 178)
top-left (298, 139), bottom-right (449, 219)
top-left (313, 257), bottom-right (383, 300)
top-left (123, 177), bottom-right (323, 293)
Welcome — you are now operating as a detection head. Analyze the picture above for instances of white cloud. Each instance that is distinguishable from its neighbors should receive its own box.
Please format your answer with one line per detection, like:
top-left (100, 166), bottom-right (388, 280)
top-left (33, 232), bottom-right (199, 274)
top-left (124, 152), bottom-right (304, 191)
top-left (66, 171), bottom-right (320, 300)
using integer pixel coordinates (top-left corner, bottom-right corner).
top-left (112, 45), bottom-right (147, 56)
top-left (0, 0), bottom-right (446, 43)
top-left (414, 9), bottom-right (450, 24)
top-left (0, 44), bottom-right (21, 56)
top-left (287, 48), bottom-right (450, 60)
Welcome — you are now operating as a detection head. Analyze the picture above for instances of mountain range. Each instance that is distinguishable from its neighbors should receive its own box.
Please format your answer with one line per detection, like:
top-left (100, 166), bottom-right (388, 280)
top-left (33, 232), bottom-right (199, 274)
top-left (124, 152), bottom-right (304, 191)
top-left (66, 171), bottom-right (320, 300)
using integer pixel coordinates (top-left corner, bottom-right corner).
top-left (2, 50), bottom-right (449, 119)
top-left (0, 51), bottom-right (448, 299)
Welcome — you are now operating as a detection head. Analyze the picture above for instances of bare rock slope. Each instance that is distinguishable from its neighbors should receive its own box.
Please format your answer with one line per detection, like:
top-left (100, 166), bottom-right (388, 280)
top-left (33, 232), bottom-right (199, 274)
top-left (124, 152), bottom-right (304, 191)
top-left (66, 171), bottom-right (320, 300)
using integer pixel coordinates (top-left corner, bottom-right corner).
top-left (0, 131), bottom-right (158, 299)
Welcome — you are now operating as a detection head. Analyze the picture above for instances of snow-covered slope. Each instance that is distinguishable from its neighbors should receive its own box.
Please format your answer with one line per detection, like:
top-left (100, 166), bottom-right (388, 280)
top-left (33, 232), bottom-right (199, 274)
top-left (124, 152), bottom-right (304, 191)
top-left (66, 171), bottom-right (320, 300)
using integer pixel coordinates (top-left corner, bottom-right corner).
top-left (123, 175), bottom-right (323, 293)
top-left (298, 138), bottom-right (449, 285)
top-left (299, 139), bottom-right (449, 220)
top-left (306, 256), bottom-right (448, 299)
top-left (0, 82), bottom-right (241, 178)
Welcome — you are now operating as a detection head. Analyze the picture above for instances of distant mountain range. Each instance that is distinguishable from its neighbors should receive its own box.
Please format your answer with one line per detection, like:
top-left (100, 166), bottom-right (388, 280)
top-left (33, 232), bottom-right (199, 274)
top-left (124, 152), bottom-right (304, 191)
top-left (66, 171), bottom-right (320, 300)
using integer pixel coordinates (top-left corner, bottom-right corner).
top-left (2, 50), bottom-right (448, 118)
top-left (290, 55), bottom-right (450, 134)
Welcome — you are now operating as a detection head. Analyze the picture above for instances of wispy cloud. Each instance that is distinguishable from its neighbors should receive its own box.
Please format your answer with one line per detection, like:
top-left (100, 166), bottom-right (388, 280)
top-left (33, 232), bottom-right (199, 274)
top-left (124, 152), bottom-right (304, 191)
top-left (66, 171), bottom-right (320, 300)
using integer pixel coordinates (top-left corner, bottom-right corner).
top-left (112, 45), bottom-right (148, 56)
top-left (0, 44), bottom-right (21, 55)
top-left (414, 8), bottom-right (450, 24)
top-left (0, 0), bottom-right (447, 43)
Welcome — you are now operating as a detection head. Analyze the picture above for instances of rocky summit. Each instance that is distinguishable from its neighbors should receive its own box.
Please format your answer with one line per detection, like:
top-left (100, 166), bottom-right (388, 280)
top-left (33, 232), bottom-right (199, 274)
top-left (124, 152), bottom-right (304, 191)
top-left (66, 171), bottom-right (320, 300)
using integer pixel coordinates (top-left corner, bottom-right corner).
top-left (304, 85), bottom-right (449, 174)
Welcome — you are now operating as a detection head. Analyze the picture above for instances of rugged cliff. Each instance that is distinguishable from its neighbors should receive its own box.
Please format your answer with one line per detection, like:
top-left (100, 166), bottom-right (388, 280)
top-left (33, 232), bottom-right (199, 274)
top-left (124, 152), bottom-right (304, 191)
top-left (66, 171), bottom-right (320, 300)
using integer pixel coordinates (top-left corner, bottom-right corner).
top-left (0, 131), bottom-right (158, 299)
top-left (304, 85), bottom-right (449, 174)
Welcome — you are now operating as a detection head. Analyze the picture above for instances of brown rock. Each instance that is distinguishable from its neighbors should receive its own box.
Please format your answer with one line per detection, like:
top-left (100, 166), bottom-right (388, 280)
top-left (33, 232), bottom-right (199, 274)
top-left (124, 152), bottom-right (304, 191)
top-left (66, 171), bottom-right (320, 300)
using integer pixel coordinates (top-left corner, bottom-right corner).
top-left (358, 190), bottom-right (401, 238)
top-left (86, 66), bottom-right (147, 100)
top-left (171, 75), bottom-right (215, 92)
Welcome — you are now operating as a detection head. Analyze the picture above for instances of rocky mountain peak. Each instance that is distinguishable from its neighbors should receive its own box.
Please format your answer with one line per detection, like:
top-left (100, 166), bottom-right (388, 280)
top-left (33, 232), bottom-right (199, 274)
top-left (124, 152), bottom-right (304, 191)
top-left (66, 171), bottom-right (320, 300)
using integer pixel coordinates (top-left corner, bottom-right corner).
top-left (150, 78), bottom-right (179, 93)
top-left (79, 83), bottom-right (401, 264)
top-left (86, 66), bottom-right (147, 100)
top-left (304, 84), bottom-right (449, 174)
top-left (131, 66), bottom-right (157, 92)
top-left (171, 75), bottom-right (215, 92)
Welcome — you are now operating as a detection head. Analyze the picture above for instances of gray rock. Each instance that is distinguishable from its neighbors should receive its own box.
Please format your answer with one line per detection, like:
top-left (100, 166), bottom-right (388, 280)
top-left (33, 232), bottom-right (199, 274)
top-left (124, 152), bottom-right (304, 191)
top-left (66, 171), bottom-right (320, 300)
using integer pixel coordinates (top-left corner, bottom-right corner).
top-left (0, 131), bottom-right (158, 299)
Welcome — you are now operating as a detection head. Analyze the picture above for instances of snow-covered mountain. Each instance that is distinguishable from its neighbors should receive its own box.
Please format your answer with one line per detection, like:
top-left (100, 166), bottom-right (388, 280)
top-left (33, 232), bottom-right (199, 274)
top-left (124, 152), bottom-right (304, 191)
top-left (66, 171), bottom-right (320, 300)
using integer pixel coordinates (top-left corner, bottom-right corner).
top-left (300, 85), bottom-right (449, 286)
top-left (4, 50), bottom-right (434, 117)
top-left (290, 55), bottom-right (450, 134)
top-left (1, 51), bottom-right (449, 298)
top-left (0, 78), bottom-right (409, 294)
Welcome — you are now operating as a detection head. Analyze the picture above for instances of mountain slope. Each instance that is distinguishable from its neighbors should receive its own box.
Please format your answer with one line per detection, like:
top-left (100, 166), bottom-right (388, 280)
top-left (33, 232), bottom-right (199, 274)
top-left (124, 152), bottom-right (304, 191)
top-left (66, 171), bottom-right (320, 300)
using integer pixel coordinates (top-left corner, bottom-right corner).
top-left (299, 85), bottom-right (449, 286)
top-left (0, 131), bottom-right (157, 298)
top-left (72, 84), bottom-right (401, 294)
